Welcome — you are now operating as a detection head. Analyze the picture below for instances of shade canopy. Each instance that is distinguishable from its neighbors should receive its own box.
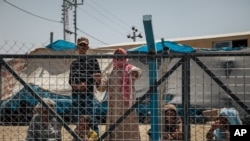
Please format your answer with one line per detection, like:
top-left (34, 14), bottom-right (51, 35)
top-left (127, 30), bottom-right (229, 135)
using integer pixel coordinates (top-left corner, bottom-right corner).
top-left (127, 40), bottom-right (195, 54)
top-left (46, 40), bottom-right (76, 51)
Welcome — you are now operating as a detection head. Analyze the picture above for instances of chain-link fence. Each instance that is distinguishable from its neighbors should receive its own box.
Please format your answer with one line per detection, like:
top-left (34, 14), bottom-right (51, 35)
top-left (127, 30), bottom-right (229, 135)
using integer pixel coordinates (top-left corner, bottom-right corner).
top-left (0, 40), bottom-right (250, 141)
top-left (0, 40), bottom-right (50, 54)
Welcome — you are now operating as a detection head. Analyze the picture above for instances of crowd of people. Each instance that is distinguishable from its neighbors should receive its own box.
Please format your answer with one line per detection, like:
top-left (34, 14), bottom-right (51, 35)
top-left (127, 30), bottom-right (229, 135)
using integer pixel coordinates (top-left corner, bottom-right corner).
top-left (25, 36), bottom-right (244, 141)
top-left (26, 37), bottom-right (142, 141)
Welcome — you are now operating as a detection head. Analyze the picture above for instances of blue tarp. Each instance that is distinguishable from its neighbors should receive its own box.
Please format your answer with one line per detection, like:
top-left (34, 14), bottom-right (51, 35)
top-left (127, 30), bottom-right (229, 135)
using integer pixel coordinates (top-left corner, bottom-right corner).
top-left (199, 46), bottom-right (247, 51)
top-left (0, 83), bottom-right (108, 124)
top-left (0, 83), bottom-right (161, 123)
top-left (46, 40), bottom-right (76, 51)
top-left (0, 84), bottom-right (72, 114)
top-left (127, 40), bottom-right (196, 54)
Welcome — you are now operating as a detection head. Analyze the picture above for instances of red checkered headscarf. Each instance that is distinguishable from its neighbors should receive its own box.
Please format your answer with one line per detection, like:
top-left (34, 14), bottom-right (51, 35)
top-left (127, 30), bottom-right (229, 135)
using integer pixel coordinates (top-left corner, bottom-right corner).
top-left (113, 48), bottom-right (133, 106)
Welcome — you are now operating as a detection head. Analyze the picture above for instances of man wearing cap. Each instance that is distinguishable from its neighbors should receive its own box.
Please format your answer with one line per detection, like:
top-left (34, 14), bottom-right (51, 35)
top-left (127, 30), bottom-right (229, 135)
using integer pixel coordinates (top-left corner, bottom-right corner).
top-left (69, 37), bottom-right (101, 135)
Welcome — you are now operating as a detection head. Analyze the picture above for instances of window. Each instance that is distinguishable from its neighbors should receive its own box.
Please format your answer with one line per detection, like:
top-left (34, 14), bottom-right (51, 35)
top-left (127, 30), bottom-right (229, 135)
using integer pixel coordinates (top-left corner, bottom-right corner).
top-left (232, 39), bottom-right (248, 47)
top-left (213, 41), bottom-right (232, 48)
top-left (213, 39), bottom-right (248, 48)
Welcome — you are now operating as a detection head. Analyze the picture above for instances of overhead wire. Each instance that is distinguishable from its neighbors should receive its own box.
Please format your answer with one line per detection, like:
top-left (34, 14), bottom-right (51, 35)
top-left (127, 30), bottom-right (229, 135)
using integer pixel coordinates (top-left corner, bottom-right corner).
top-left (3, 0), bottom-right (107, 45)
top-left (78, 7), bottom-right (126, 36)
top-left (3, 0), bottom-right (134, 46)
top-left (3, 0), bottom-right (62, 23)
top-left (76, 1), bottom-right (137, 46)
top-left (77, 28), bottom-right (108, 45)
top-left (89, 0), bottom-right (131, 29)
top-left (84, 1), bottom-right (130, 32)
top-left (84, 1), bottom-right (145, 42)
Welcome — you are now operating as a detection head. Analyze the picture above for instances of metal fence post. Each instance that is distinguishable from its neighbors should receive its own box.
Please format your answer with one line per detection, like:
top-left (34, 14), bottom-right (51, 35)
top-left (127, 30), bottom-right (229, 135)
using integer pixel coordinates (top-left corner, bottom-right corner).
top-left (143, 15), bottom-right (160, 141)
top-left (182, 55), bottom-right (191, 140)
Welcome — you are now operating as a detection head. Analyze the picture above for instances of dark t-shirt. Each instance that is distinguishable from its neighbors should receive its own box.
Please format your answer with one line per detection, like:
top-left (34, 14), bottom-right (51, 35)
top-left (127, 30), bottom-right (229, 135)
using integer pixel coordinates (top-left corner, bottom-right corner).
top-left (69, 57), bottom-right (101, 93)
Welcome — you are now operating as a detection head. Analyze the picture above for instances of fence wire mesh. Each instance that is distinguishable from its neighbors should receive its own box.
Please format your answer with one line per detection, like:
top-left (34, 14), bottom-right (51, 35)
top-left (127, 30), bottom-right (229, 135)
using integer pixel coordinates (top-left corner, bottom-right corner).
top-left (0, 41), bottom-right (250, 141)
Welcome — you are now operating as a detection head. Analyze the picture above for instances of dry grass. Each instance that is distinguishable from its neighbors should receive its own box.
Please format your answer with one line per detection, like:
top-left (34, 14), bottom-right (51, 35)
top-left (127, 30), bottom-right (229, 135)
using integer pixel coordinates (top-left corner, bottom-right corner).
top-left (0, 124), bottom-right (211, 141)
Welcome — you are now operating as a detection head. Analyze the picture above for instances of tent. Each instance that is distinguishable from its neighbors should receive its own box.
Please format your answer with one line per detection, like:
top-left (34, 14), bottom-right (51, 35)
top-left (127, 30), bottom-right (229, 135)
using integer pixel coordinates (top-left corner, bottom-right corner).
top-left (0, 40), bottom-right (108, 124)
top-left (0, 40), bottom-right (147, 124)
top-left (46, 39), bottom-right (76, 51)
top-left (0, 83), bottom-right (71, 124)
top-left (126, 40), bottom-right (250, 124)
top-left (126, 40), bottom-right (204, 123)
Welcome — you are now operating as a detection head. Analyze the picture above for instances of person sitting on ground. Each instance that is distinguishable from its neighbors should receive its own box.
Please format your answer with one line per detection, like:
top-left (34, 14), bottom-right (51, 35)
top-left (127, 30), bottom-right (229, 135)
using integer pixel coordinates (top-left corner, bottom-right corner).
top-left (148, 103), bottom-right (182, 140)
top-left (73, 115), bottom-right (98, 141)
top-left (26, 98), bottom-right (62, 141)
top-left (206, 107), bottom-right (242, 141)
top-left (162, 103), bottom-right (183, 140)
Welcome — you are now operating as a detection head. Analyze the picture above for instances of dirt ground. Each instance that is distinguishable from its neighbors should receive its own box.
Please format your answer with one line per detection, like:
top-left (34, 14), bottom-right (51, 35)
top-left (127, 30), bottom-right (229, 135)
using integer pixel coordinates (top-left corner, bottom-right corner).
top-left (0, 124), bottom-right (211, 141)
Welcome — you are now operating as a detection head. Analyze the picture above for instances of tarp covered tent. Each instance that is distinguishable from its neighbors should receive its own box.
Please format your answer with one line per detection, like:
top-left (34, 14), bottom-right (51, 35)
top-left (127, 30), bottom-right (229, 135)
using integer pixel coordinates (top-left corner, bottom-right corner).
top-left (46, 40), bottom-right (76, 51)
top-left (127, 40), bottom-right (195, 96)
top-left (0, 40), bottom-right (112, 100)
top-left (0, 40), bottom-right (108, 124)
top-left (0, 83), bottom-right (108, 124)
top-left (127, 40), bottom-right (250, 121)
top-left (0, 84), bottom-right (71, 124)
top-left (126, 41), bottom-right (205, 121)
top-left (165, 47), bottom-right (250, 119)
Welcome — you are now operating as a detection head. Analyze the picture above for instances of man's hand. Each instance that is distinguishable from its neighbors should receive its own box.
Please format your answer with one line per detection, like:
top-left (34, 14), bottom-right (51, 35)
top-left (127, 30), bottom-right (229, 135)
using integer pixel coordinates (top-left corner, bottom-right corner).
top-left (72, 82), bottom-right (87, 91)
top-left (171, 132), bottom-right (182, 140)
top-left (129, 71), bottom-right (139, 80)
top-left (93, 73), bottom-right (102, 84)
top-left (166, 134), bottom-right (173, 140)
top-left (211, 119), bottom-right (221, 129)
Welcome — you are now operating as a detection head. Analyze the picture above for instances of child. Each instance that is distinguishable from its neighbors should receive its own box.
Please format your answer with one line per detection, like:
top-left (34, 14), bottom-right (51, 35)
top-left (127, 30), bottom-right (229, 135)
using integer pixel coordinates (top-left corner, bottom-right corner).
top-left (206, 107), bottom-right (242, 141)
top-left (73, 115), bottom-right (98, 141)
top-left (148, 104), bottom-right (183, 140)
top-left (26, 98), bottom-right (62, 141)
top-left (162, 104), bottom-right (183, 140)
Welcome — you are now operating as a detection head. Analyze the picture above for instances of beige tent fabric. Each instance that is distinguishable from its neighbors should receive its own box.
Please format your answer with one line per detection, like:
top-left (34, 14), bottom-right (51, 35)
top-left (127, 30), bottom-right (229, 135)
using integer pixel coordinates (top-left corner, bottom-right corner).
top-left (0, 58), bottom-right (26, 100)
top-left (0, 43), bottom-right (145, 100)
top-left (0, 47), bottom-right (114, 100)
